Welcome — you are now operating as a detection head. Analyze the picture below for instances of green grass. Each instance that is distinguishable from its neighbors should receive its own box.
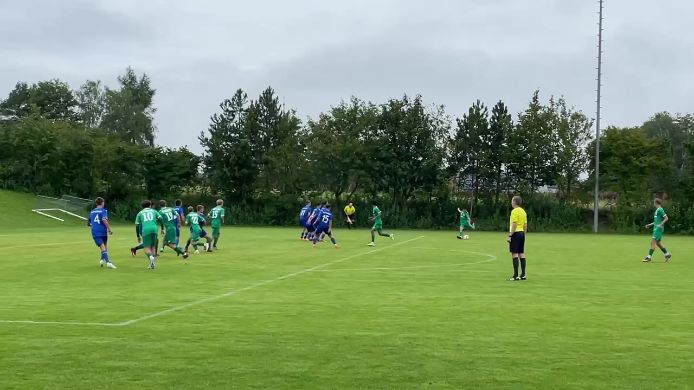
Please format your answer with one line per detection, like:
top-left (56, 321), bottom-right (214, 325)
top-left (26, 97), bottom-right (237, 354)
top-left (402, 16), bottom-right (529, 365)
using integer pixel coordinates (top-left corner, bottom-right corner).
top-left (1, 221), bottom-right (693, 389)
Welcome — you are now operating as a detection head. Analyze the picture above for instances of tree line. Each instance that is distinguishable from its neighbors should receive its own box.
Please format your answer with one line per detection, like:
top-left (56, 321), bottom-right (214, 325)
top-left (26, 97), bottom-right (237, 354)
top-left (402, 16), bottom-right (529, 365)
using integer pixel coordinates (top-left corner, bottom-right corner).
top-left (1, 67), bottom-right (692, 232)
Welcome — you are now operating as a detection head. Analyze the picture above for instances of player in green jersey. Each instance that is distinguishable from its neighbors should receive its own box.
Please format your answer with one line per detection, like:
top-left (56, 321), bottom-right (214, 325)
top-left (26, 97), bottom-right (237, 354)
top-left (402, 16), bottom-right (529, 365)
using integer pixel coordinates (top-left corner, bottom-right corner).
top-left (135, 200), bottom-right (163, 270)
top-left (368, 202), bottom-right (394, 247)
top-left (185, 205), bottom-right (213, 254)
top-left (207, 199), bottom-right (225, 250)
top-left (643, 198), bottom-right (672, 263)
top-left (456, 208), bottom-right (476, 239)
top-left (158, 200), bottom-right (188, 259)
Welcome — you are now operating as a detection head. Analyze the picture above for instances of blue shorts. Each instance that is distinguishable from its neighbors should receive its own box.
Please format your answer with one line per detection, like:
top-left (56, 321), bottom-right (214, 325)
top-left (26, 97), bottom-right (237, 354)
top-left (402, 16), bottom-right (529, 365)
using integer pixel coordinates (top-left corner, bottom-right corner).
top-left (300, 219), bottom-right (308, 227)
top-left (199, 229), bottom-right (208, 238)
top-left (175, 225), bottom-right (180, 236)
top-left (315, 226), bottom-right (331, 236)
top-left (93, 236), bottom-right (108, 247)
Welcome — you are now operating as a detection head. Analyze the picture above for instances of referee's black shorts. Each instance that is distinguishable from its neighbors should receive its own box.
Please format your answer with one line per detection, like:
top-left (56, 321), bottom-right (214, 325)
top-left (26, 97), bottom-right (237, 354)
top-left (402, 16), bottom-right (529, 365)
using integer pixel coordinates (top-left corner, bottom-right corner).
top-left (509, 232), bottom-right (525, 254)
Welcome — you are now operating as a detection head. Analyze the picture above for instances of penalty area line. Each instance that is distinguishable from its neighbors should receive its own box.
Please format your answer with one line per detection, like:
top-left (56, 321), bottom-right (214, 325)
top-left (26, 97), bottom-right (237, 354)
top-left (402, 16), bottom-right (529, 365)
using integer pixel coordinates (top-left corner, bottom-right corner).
top-left (0, 236), bottom-right (424, 327)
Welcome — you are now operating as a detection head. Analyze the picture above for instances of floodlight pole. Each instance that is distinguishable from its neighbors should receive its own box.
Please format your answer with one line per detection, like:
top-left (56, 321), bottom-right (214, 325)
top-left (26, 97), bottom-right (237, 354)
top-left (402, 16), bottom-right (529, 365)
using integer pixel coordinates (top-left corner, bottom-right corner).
top-left (594, 0), bottom-right (604, 233)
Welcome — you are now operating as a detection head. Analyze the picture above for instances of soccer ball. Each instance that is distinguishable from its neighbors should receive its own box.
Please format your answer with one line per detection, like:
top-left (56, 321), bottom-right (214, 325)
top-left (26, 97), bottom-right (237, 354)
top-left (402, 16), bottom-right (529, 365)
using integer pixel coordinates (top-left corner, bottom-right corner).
top-left (463, 235), bottom-right (470, 240)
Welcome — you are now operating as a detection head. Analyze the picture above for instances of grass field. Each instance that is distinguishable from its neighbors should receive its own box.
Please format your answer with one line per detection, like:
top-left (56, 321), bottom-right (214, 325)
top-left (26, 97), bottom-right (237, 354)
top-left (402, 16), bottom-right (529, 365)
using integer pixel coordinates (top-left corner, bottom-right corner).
top-left (0, 188), bottom-right (692, 389)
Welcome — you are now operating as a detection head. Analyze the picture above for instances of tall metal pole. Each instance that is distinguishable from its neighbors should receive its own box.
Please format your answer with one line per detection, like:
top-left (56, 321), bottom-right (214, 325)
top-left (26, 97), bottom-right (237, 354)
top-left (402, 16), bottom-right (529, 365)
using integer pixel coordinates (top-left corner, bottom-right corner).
top-left (594, 0), bottom-right (604, 233)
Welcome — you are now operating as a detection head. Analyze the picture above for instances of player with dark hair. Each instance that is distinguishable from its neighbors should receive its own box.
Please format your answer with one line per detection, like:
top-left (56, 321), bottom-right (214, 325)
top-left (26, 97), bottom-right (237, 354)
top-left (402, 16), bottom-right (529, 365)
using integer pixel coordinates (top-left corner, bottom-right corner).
top-left (456, 208), bottom-right (475, 239)
top-left (88, 197), bottom-right (116, 269)
top-left (158, 200), bottom-right (188, 259)
top-left (299, 201), bottom-right (313, 240)
top-left (643, 198), bottom-right (672, 263)
top-left (312, 204), bottom-right (339, 249)
top-left (135, 200), bottom-right (163, 270)
top-left (174, 199), bottom-right (185, 246)
top-left (208, 199), bottom-right (225, 250)
top-left (368, 202), bottom-right (394, 247)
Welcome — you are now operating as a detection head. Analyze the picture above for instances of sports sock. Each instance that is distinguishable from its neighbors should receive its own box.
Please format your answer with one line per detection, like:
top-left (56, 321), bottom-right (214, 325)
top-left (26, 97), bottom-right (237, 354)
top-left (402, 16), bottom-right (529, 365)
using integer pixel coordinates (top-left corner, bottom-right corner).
top-left (101, 250), bottom-right (109, 261)
top-left (185, 240), bottom-right (191, 252)
top-left (174, 247), bottom-right (184, 255)
top-left (648, 248), bottom-right (654, 257)
top-left (144, 252), bottom-right (151, 261)
top-left (660, 246), bottom-right (668, 254)
top-left (512, 257), bottom-right (519, 278)
top-left (371, 230), bottom-right (375, 242)
top-left (136, 243), bottom-right (144, 250)
top-left (379, 232), bottom-right (390, 237)
top-left (330, 237), bottom-right (337, 245)
top-left (520, 258), bottom-right (526, 276)
top-left (213, 237), bottom-right (219, 247)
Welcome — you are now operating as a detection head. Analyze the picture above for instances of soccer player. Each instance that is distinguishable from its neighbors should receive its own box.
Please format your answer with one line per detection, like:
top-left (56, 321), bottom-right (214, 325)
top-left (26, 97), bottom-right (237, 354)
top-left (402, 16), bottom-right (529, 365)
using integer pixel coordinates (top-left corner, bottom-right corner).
top-left (196, 205), bottom-right (214, 252)
top-left (208, 199), bottom-right (225, 250)
top-left (305, 203), bottom-right (324, 242)
top-left (508, 196), bottom-right (528, 281)
top-left (643, 198), bottom-right (672, 263)
top-left (135, 200), bottom-right (163, 270)
top-left (368, 202), bottom-right (394, 247)
top-left (185, 206), bottom-right (212, 254)
top-left (299, 201), bottom-right (312, 240)
top-left (457, 208), bottom-right (476, 239)
top-left (158, 200), bottom-right (188, 259)
top-left (88, 197), bottom-right (116, 269)
top-left (344, 201), bottom-right (356, 229)
top-left (174, 199), bottom-right (185, 246)
top-left (312, 204), bottom-right (339, 248)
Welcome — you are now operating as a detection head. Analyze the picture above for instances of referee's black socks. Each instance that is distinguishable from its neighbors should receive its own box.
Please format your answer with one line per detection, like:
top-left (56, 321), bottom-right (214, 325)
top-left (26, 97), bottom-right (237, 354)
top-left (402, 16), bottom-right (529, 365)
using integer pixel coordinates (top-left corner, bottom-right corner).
top-left (512, 257), bottom-right (519, 278)
top-left (520, 258), bottom-right (526, 277)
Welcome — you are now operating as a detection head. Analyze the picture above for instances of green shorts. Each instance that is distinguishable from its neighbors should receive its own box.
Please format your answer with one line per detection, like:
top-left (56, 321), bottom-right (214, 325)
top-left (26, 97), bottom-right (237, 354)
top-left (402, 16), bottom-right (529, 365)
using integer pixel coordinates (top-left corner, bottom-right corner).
top-left (372, 222), bottom-right (383, 231)
top-left (652, 228), bottom-right (664, 242)
top-left (163, 227), bottom-right (177, 246)
top-left (142, 233), bottom-right (158, 249)
top-left (190, 228), bottom-right (202, 241)
top-left (212, 225), bottom-right (221, 237)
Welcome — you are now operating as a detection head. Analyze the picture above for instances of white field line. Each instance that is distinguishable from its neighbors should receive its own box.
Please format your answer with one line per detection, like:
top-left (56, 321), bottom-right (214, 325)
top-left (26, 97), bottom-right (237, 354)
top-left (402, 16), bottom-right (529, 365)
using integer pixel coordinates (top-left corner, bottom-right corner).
top-left (0, 236), bottom-right (425, 327)
top-left (309, 249), bottom-right (496, 272)
top-left (32, 209), bottom-right (64, 222)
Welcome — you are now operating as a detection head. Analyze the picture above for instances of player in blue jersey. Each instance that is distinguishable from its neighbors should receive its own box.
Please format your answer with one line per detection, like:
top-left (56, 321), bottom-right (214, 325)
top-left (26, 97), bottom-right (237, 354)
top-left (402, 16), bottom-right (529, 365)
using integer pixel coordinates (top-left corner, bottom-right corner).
top-left (299, 201), bottom-right (312, 240)
top-left (174, 199), bottom-right (185, 245)
top-left (312, 204), bottom-right (339, 248)
top-left (88, 197), bottom-right (116, 269)
top-left (305, 203), bottom-right (324, 241)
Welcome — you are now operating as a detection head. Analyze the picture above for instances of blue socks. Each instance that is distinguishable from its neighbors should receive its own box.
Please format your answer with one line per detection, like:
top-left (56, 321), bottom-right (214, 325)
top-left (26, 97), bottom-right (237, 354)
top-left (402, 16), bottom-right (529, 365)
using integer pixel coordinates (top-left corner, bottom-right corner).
top-left (101, 250), bottom-right (110, 262)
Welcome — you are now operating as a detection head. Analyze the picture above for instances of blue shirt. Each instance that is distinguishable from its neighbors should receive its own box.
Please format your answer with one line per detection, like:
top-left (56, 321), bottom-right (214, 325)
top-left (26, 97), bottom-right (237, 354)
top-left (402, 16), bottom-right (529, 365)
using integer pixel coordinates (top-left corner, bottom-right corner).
top-left (89, 208), bottom-right (108, 237)
top-left (312, 207), bottom-right (325, 227)
top-left (299, 206), bottom-right (312, 222)
top-left (175, 206), bottom-right (185, 226)
top-left (317, 210), bottom-right (333, 229)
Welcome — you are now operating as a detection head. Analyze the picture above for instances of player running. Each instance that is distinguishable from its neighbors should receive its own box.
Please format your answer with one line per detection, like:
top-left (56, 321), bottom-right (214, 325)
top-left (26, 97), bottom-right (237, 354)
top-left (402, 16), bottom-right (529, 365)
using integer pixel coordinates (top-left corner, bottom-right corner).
top-left (88, 197), bottom-right (116, 269)
top-left (643, 198), bottom-right (672, 263)
top-left (312, 204), bottom-right (339, 248)
top-left (174, 199), bottom-right (185, 246)
top-left (305, 203), bottom-right (324, 242)
top-left (457, 208), bottom-right (476, 239)
top-left (368, 202), bottom-right (394, 247)
top-left (135, 200), bottom-right (163, 270)
top-left (158, 200), bottom-right (188, 259)
top-left (185, 206), bottom-right (213, 254)
top-left (299, 201), bottom-right (312, 240)
top-left (208, 199), bottom-right (225, 250)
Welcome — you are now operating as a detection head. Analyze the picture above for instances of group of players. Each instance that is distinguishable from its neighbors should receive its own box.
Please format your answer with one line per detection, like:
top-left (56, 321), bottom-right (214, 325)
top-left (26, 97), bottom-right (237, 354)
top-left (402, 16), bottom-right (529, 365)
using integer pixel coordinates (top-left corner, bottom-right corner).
top-left (88, 198), bottom-right (226, 270)
top-left (298, 201), bottom-right (396, 247)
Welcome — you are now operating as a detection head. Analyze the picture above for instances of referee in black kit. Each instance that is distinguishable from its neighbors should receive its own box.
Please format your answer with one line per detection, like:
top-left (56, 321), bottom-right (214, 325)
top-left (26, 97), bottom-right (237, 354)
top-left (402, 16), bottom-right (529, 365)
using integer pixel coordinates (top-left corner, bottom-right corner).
top-left (507, 196), bottom-right (528, 281)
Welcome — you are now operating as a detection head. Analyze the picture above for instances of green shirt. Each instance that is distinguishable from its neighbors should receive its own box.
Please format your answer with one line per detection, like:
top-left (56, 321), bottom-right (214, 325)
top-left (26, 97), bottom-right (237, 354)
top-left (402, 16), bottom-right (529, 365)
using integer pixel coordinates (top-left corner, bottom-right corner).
top-left (209, 206), bottom-right (225, 227)
top-left (372, 206), bottom-right (382, 224)
top-left (159, 207), bottom-right (178, 229)
top-left (135, 208), bottom-right (162, 235)
top-left (460, 211), bottom-right (470, 224)
top-left (186, 212), bottom-right (202, 231)
top-left (654, 207), bottom-right (667, 230)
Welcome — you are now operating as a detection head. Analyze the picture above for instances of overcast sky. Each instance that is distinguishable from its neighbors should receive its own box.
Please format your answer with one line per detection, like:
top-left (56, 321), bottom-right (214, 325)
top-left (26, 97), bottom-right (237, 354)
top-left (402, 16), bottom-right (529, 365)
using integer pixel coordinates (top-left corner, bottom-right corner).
top-left (1, 0), bottom-right (692, 152)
